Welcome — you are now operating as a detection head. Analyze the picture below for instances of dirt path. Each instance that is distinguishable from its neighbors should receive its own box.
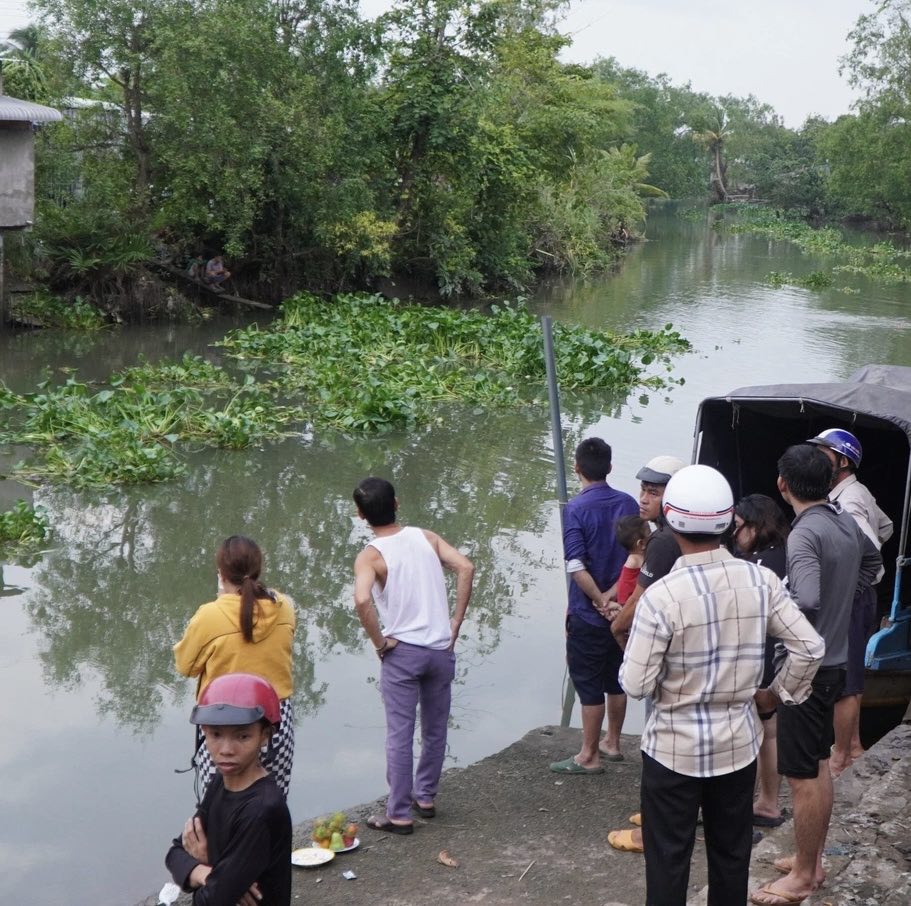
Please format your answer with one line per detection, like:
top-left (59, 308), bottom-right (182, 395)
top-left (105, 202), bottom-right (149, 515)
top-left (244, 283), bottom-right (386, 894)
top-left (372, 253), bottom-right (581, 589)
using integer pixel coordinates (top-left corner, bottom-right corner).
top-left (140, 718), bottom-right (911, 905)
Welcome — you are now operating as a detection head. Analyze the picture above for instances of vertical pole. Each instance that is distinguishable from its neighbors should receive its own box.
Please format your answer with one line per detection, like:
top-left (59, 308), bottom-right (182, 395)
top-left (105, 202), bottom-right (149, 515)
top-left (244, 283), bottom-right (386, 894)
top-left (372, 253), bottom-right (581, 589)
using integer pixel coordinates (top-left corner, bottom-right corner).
top-left (543, 315), bottom-right (568, 505)
top-left (541, 316), bottom-right (576, 727)
top-left (0, 233), bottom-right (6, 329)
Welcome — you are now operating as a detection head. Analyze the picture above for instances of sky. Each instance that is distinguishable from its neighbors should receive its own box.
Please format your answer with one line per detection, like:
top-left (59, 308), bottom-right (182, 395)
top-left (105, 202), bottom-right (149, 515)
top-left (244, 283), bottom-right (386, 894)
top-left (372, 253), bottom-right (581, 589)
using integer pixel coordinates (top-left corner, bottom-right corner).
top-left (1, 0), bottom-right (873, 126)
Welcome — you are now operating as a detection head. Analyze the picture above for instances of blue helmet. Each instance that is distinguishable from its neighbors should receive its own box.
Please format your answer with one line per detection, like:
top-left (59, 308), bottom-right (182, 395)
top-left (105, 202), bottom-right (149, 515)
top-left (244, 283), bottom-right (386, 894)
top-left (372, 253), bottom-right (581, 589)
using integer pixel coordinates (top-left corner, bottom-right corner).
top-left (807, 428), bottom-right (862, 468)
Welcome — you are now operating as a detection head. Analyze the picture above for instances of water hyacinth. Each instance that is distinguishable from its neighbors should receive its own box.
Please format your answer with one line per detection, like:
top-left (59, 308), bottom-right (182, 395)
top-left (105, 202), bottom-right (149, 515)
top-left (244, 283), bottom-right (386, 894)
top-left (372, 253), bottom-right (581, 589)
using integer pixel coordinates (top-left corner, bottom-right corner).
top-left (1, 295), bottom-right (689, 485)
top-left (218, 293), bottom-right (690, 433)
top-left (723, 206), bottom-right (911, 285)
top-left (0, 362), bottom-right (303, 487)
top-left (0, 500), bottom-right (49, 547)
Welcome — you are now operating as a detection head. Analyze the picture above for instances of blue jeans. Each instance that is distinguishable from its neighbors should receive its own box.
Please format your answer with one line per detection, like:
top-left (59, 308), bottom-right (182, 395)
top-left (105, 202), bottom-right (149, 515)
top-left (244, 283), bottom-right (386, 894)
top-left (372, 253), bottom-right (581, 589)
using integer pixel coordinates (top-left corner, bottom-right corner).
top-left (380, 642), bottom-right (456, 820)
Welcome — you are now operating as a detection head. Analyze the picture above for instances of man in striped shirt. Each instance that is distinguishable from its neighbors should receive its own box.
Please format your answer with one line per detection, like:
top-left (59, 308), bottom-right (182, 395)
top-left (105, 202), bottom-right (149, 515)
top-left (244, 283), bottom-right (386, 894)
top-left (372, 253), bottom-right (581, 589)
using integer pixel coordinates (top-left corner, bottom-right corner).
top-left (620, 466), bottom-right (824, 906)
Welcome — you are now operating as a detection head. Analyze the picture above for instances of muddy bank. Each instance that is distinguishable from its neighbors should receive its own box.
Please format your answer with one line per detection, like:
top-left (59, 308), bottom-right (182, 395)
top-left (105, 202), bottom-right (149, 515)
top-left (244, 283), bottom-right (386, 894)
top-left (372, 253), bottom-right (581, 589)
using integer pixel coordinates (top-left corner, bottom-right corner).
top-left (138, 713), bottom-right (911, 906)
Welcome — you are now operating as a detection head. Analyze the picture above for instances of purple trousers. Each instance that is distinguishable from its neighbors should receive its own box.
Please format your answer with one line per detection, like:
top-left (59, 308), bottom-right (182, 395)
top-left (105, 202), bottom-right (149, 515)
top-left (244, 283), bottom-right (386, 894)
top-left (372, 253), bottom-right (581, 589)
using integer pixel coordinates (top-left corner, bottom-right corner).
top-left (380, 641), bottom-right (456, 820)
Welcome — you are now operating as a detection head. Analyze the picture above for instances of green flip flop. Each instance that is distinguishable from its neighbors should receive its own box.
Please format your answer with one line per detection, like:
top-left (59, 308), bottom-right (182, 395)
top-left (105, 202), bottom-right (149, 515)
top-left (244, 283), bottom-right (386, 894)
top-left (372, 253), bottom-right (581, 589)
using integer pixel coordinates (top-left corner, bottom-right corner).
top-left (549, 756), bottom-right (605, 775)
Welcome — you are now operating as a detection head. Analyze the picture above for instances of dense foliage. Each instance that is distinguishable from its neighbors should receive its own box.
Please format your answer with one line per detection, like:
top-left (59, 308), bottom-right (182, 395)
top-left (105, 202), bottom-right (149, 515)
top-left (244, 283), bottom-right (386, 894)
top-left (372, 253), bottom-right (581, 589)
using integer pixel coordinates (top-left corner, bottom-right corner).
top-left (6, 0), bottom-right (909, 317)
top-left (15, 0), bottom-right (666, 306)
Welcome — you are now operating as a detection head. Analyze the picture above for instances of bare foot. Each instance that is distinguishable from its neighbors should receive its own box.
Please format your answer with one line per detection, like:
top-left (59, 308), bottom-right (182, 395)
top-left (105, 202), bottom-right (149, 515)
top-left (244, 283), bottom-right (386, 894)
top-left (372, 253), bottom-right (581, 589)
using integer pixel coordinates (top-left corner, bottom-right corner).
top-left (598, 739), bottom-right (622, 759)
top-left (828, 753), bottom-right (853, 778)
top-left (773, 856), bottom-right (825, 888)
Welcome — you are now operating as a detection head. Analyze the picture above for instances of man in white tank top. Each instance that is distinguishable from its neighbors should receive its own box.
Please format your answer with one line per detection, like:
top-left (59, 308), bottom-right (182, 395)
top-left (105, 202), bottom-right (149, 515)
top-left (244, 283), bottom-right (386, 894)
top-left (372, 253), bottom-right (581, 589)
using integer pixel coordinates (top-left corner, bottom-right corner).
top-left (353, 477), bottom-right (475, 834)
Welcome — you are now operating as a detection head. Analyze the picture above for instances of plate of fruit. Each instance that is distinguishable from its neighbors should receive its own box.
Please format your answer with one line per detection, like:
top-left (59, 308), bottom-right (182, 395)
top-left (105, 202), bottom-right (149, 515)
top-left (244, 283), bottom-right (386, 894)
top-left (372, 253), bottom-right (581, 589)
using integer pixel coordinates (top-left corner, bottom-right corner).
top-left (311, 813), bottom-right (359, 853)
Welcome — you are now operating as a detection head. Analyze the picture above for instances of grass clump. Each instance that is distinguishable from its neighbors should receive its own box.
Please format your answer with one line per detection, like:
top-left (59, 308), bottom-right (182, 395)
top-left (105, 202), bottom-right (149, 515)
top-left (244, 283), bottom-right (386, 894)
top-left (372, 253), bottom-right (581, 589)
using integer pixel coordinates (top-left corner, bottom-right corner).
top-left (0, 500), bottom-right (49, 547)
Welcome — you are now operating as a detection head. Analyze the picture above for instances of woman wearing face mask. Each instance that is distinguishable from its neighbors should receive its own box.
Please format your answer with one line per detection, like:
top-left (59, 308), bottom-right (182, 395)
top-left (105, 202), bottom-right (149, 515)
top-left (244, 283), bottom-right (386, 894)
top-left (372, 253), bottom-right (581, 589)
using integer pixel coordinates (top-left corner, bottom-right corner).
top-left (731, 494), bottom-right (791, 828)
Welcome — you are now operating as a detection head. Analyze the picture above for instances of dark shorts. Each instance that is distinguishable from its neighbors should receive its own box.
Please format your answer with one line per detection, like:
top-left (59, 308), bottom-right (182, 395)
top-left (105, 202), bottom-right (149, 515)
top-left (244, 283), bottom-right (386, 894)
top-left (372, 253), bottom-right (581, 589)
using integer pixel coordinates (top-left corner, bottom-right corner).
top-left (566, 613), bottom-right (624, 705)
top-left (777, 667), bottom-right (845, 779)
top-left (843, 584), bottom-right (877, 697)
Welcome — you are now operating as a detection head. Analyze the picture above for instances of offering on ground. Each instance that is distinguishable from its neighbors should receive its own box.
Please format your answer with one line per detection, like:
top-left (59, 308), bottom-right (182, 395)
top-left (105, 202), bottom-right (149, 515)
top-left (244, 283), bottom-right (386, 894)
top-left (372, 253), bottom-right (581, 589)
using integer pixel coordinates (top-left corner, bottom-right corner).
top-left (311, 812), bottom-right (359, 850)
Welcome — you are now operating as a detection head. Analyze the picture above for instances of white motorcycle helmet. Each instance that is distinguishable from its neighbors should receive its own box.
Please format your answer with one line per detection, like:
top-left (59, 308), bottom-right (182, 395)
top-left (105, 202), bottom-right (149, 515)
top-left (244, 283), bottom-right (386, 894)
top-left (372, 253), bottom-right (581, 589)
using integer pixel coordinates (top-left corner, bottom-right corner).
top-left (662, 465), bottom-right (734, 535)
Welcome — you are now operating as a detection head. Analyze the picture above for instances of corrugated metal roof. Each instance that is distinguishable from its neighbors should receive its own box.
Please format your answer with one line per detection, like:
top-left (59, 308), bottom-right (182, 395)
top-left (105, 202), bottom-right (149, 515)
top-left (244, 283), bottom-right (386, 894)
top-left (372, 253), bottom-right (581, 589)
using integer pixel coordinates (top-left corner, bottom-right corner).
top-left (0, 94), bottom-right (63, 123)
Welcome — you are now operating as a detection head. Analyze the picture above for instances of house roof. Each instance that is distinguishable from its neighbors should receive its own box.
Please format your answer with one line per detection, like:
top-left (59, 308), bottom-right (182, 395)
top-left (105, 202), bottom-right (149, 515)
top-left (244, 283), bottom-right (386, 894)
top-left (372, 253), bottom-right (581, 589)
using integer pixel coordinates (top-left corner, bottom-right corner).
top-left (0, 94), bottom-right (63, 124)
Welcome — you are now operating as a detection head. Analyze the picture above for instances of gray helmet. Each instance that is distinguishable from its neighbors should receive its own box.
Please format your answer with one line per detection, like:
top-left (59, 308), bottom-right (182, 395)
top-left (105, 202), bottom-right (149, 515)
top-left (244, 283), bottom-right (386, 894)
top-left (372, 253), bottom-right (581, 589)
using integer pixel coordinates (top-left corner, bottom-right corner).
top-left (636, 455), bottom-right (687, 485)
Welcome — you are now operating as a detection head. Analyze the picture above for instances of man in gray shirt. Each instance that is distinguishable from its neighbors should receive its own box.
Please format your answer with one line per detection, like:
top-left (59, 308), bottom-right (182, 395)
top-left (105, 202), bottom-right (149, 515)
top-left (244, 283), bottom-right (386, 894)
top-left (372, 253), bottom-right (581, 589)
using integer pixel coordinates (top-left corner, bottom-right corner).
top-left (751, 445), bottom-right (881, 906)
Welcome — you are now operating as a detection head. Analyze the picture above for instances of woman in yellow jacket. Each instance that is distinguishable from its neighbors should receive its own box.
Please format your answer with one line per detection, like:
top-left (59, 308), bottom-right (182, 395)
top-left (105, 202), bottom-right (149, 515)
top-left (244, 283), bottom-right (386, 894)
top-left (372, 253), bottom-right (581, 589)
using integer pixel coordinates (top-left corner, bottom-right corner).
top-left (175, 535), bottom-right (296, 799)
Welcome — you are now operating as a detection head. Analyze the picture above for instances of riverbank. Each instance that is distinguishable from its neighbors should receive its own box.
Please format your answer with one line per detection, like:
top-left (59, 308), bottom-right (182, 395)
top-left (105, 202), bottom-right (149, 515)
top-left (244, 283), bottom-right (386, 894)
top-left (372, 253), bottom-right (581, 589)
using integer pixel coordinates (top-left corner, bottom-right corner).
top-left (137, 709), bottom-right (911, 905)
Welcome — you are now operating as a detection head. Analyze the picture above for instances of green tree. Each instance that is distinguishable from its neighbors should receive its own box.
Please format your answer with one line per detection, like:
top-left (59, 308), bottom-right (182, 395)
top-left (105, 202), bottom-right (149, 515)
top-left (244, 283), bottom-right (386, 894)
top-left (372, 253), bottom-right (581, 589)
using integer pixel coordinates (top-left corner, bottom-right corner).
top-left (820, 0), bottom-right (911, 227)
top-left (591, 58), bottom-right (706, 198)
top-left (0, 24), bottom-right (50, 100)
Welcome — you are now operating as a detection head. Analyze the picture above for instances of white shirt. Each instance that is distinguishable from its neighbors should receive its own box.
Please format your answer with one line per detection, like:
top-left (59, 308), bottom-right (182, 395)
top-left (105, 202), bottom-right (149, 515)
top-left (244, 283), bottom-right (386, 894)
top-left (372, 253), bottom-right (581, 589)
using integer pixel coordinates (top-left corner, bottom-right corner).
top-left (368, 527), bottom-right (451, 649)
top-left (830, 473), bottom-right (892, 583)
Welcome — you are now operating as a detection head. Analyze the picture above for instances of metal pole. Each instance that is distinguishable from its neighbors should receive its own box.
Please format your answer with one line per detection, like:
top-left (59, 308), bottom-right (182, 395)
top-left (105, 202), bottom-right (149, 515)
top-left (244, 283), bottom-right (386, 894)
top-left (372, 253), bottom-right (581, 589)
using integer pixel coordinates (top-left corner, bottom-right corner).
top-left (541, 315), bottom-right (576, 727)
top-left (542, 315), bottom-right (568, 505)
top-left (0, 233), bottom-right (6, 329)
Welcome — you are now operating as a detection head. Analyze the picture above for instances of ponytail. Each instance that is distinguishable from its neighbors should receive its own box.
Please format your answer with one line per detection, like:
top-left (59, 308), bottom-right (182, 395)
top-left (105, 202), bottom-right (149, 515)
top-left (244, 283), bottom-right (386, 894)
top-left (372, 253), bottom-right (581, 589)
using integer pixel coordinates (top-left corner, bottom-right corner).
top-left (216, 536), bottom-right (267, 643)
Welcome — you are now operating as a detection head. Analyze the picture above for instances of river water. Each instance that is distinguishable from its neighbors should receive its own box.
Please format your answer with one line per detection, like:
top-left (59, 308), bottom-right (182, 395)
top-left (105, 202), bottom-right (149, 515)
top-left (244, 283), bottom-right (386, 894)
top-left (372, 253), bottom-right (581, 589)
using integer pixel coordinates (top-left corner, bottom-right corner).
top-left (1, 206), bottom-right (909, 904)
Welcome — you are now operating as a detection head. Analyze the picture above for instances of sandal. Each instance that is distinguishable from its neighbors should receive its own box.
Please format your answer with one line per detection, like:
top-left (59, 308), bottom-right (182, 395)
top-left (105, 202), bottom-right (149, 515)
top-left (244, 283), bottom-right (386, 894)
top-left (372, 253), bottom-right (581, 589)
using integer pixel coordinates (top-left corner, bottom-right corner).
top-left (366, 814), bottom-right (414, 835)
top-left (549, 756), bottom-right (604, 775)
top-left (607, 829), bottom-right (643, 853)
top-left (412, 800), bottom-right (436, 818)
top-left (749, 881), bottom-right (808, 904)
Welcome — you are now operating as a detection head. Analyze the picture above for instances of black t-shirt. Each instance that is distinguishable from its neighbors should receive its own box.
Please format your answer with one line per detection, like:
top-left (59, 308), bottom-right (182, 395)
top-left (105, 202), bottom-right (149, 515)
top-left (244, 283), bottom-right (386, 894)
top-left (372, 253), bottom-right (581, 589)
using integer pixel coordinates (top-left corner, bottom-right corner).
top-left (744, 544), bottom-right (787, 580)
top-left (166, 774), bottom-right (292, 906)
top-left (638, 525), bottom-right (682, 590)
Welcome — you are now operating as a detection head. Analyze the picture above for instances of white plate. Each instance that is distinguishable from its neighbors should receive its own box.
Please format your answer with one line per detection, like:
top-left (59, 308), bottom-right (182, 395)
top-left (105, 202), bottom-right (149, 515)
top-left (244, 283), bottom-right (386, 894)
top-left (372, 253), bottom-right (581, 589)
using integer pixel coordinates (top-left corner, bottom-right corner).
top-left (291, 847), bottom-right (335, 867)
top-left (312, 837), bottom-right (359, 853)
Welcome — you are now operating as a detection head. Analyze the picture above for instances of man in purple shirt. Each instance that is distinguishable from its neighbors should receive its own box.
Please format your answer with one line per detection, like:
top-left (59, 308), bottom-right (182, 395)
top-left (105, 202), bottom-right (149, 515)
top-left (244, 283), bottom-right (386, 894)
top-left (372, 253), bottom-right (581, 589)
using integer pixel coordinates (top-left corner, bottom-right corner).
top-left (550, 438), bottom-right (638, 774)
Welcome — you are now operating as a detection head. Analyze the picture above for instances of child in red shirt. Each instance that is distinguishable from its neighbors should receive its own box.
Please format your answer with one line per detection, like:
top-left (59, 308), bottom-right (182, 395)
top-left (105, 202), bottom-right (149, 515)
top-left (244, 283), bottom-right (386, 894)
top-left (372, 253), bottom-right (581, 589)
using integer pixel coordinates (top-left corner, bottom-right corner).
top-left (614, 516), bottom-right (652, 604)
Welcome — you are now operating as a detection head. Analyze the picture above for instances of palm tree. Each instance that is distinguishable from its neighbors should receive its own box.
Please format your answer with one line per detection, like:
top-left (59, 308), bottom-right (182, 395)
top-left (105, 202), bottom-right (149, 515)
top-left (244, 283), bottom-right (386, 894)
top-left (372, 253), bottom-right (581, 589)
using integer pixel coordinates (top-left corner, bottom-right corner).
top-left (0, 25), bottom-right (47, 99)
top-left (690, 105), bottom-right (732, 204)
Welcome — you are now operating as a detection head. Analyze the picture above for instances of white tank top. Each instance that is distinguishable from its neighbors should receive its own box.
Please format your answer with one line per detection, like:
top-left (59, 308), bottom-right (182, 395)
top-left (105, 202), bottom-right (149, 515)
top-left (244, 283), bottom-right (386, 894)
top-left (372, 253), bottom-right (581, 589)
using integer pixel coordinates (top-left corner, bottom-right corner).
top-left (368, 526), bottom-right (451, 649)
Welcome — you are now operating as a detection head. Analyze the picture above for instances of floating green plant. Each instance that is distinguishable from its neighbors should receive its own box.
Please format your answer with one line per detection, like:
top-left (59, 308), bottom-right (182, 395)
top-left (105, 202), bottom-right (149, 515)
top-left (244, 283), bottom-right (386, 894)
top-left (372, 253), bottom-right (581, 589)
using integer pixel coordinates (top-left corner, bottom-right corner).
top-left (1, 294), bottom-right (690, 484)
top-left (0, 500), bottom-right (49, 547)
top-left (721, 206), bottom-right (911, 285)
top-left (10, 292), bottom-right (108, 330)
top-left (0, 372), bottom-right (302, 486)
top-left (766, 271), bottom-right (833, 289)
top-left (218, 293), bottom-right (690, 433)
top-left (113, 354), bottom-right (234, 390)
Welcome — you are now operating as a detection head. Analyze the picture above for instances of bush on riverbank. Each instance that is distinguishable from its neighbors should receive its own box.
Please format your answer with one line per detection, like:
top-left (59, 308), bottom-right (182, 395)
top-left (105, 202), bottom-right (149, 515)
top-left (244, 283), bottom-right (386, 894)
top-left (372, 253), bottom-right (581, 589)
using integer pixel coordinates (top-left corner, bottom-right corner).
top-left (14, 0), bottom-right (656, 313)
top-left (10, 292), bottom-right (108, 330)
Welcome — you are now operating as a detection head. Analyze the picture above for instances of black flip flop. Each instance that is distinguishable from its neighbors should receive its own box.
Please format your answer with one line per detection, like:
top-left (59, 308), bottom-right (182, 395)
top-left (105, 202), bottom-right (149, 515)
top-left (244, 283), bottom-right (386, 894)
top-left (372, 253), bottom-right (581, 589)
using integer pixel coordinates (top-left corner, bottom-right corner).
top-left (412, 800), bottom-right (436, 818)
top-left (753, 812), bottom-right (786, 827)
top-left (366, 815), bottom-right (414, 835)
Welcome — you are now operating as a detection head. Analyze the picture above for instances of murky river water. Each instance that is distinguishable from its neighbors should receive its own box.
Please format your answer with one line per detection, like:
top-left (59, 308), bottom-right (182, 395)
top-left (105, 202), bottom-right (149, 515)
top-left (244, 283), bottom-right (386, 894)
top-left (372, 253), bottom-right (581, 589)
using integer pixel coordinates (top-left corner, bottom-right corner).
top-left (1, 206), bottom-right (910, 904)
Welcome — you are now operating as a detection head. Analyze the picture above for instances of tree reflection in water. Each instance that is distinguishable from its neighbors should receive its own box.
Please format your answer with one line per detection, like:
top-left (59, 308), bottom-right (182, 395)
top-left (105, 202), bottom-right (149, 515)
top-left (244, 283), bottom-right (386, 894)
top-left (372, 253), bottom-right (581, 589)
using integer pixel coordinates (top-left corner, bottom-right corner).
top-left (22, 396), bottom-right (633, 732)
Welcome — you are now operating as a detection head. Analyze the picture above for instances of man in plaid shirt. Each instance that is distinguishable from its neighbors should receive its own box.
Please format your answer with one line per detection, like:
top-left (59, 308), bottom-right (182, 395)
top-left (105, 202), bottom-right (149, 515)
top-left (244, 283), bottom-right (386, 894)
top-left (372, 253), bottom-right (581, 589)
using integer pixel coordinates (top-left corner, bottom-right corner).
top-left (620, 465), bottom-right (824, 906)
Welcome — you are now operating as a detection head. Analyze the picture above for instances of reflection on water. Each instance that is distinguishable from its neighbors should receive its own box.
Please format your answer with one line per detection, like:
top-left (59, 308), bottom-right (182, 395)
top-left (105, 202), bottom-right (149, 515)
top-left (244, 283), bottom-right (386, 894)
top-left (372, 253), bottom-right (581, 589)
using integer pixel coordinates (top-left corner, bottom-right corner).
top-left (27, 407), bottom-right (572, 733)
top-left (2, 205), bottom-right (911, 904)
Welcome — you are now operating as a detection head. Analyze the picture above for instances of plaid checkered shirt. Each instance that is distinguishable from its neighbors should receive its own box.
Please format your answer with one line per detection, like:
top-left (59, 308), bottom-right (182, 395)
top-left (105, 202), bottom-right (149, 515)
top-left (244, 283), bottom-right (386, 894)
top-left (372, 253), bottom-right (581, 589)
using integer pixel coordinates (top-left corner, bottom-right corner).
top-left (619, 547), bottom-right (825, 777)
